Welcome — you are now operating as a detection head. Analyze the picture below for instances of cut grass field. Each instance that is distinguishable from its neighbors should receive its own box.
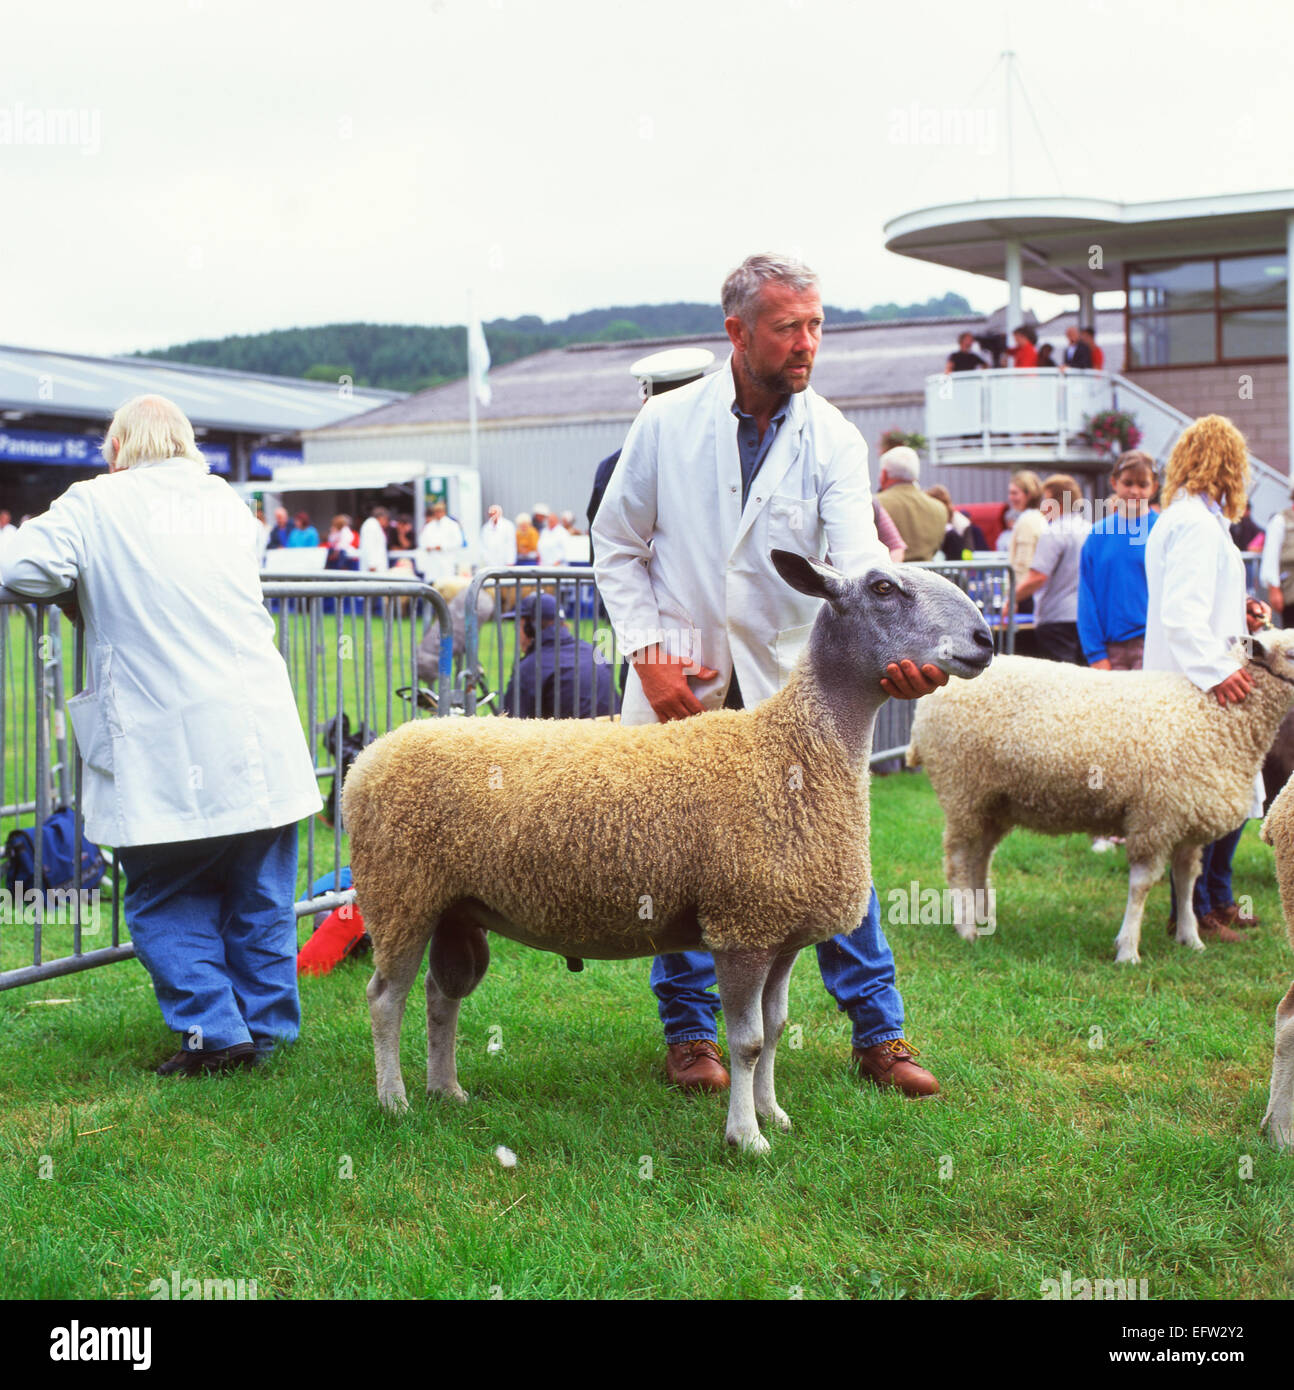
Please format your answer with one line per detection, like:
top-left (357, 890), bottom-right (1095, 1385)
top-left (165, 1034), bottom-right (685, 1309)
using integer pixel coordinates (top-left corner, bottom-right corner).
top-left (3, 767), bottom-right (1293, 1300)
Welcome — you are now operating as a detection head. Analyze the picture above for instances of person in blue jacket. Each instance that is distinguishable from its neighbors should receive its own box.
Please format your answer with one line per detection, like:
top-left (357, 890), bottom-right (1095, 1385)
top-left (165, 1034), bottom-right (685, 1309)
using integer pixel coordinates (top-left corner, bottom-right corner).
top-left (1078, 452), bottom-right (1158, 671)
top-left (502, 592), bottom-right (619, 718)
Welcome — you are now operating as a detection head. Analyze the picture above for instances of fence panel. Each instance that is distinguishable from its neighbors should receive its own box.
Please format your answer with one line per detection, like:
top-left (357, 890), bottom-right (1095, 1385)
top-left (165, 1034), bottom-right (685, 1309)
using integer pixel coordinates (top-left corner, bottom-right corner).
top-left (0, 575), bottom-right (453, 991)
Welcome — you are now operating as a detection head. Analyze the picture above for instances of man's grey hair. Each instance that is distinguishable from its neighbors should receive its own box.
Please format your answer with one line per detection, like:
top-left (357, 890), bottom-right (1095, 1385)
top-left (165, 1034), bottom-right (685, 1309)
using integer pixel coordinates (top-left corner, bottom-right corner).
top-left (721, 253), bottom-right (819, 329)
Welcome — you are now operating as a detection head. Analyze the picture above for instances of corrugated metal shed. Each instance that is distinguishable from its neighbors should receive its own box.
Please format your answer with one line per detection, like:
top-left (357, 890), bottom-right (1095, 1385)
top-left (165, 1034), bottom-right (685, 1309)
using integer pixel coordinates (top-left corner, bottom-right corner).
top-left (0, 343), bottom-right (404, 435)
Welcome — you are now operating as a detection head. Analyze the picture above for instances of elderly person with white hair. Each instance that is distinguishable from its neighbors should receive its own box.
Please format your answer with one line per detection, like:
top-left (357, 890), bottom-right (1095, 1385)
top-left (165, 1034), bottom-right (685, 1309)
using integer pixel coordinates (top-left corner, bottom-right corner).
top-left (874, 444), bottom-right (947, 561)
top-left (0, 395), bottom-right (321, 1077)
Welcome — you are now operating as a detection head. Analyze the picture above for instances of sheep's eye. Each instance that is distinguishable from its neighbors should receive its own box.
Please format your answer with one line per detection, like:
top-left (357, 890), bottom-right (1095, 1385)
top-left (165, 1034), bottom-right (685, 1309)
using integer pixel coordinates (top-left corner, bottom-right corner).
top-left (871, 579), bottom-right (895, 596)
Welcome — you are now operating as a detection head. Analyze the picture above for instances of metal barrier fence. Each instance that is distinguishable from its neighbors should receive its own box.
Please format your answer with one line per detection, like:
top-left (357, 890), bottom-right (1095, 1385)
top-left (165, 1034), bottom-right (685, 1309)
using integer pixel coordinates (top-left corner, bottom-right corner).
top-left (0, 576), bottom-right (453, 991)
top-left (463, 561), bottom-right (1018, 766)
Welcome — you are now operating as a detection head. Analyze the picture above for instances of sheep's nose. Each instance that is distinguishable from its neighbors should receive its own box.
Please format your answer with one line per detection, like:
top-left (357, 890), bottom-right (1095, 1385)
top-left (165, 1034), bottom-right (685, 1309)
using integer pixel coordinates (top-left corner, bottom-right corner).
top-left (972, 626), bottom-right (994, 652)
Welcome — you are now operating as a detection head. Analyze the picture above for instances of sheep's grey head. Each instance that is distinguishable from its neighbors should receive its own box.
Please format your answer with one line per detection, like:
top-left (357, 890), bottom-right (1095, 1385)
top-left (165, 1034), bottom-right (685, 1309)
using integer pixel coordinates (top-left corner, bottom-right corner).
top-left (771, 549), bottom-right (994, 685)
top-left (1245, 628), bottom-right (1294, 691)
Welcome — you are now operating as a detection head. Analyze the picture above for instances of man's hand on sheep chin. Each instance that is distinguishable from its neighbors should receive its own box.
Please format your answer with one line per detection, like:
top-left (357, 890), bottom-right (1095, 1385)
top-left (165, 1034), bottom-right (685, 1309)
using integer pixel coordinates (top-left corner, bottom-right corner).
top-left (633, 647), bottom-right (720, 722)
top-left (881, 660), bottom-right (949, 700)
top-left (1211, 668), bottom-right (1255, 706)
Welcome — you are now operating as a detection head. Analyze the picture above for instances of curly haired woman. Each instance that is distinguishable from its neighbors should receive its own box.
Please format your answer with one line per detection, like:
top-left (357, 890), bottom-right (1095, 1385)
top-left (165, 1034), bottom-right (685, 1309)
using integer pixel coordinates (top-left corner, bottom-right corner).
top-left (1145, 415), bottom-right (1270, 943)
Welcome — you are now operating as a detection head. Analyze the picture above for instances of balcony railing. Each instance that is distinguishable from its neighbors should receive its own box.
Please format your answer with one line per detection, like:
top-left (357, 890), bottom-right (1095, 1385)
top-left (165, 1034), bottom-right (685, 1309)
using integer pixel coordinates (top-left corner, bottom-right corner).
top-left (924, 367), bottom-right (1287, 522)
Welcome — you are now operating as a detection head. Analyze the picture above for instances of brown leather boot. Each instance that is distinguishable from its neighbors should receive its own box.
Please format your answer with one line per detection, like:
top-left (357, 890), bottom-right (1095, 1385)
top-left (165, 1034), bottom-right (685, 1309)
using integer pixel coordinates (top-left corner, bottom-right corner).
top-left (665, 1040), bottom-right (729, 1092)
top-left (1198, 910), bottom-right (1248, 943)
top-left (1217, 901), bottom-right (1260, 930)
top-left (852, 1039), bottom-right (940, 1097)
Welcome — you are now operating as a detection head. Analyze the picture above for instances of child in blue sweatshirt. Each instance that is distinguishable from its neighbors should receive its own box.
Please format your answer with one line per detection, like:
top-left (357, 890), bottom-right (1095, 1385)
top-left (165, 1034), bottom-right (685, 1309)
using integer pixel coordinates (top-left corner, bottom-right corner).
top-left (1078, 453), bottom-right (1158, 670)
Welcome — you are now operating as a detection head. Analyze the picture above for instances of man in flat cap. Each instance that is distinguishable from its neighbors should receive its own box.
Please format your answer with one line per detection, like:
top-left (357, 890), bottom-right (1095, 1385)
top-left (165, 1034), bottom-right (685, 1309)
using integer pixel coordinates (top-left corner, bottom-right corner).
top-left (502, 591), bottom-right (619, 719)
top-left (594, 253), bottom-right (949, 1099)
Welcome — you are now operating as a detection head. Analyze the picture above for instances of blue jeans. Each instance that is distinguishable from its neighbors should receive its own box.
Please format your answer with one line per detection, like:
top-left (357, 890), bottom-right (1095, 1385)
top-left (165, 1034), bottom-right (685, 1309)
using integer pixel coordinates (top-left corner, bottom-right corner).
top-left (119, 823), bottom-right (301, 1054)
top-left (1170, 825), bottom-right (1245, 919)
top-left (649, 886), bottom-right (906, 1051)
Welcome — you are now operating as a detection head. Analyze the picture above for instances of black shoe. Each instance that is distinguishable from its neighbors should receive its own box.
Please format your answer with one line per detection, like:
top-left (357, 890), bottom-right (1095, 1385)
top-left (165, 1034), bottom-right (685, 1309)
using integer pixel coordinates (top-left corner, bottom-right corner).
top-left (155, 1042), bottom-right (258, 1077)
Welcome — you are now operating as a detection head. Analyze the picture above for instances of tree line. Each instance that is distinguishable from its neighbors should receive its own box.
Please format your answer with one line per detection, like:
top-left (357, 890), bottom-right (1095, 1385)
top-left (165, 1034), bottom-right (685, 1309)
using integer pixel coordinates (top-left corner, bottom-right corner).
top-left (136, 292), bottom-right (972, 393)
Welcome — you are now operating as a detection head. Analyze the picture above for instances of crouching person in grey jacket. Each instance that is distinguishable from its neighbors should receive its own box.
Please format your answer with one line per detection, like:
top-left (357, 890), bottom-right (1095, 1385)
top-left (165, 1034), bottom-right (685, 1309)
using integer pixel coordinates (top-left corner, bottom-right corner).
top-left (1, 395), bottom-right (322, 1075)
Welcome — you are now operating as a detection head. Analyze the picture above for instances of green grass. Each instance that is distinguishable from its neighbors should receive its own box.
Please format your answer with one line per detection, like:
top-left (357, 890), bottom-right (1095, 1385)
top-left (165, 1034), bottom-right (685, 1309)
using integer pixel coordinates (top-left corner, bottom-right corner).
top-left (2, 768), bottom-right (1292, 1300)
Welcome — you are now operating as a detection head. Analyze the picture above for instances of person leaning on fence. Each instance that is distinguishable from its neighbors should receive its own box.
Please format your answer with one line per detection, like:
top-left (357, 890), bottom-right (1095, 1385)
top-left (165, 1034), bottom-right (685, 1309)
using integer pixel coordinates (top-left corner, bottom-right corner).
top-left (0, 395), bottom-right (322, 1077)
top-left (592, 251), bottom-right (948, 1099)
top-left (501, 592), bottom-right (619, 719)
top-left (874, 445), bottom-right (947, 561)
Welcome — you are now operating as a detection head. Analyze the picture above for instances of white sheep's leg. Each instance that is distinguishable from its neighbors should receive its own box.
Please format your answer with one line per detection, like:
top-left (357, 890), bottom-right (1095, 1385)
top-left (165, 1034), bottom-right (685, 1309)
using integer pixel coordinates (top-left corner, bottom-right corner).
top-left (1170, 843), bottom-right (1206, 952)
top-left (1113, 853), bottom-right (1166, 965)
top-left (425, 973), bottom-right (468, 1103)
top-left (945, 823), bottom-right (1001, 943)
top-left (425, 911), bottom-right (490, 1103)
top-left (714, 947), bottom-right (776, 1154)
top-left (752, 951), bottom-right (798, 1132)
top-left (1262, 982), bottom-right (1294, 1153)
top-left (367, 937), bottom-right (428, 1113)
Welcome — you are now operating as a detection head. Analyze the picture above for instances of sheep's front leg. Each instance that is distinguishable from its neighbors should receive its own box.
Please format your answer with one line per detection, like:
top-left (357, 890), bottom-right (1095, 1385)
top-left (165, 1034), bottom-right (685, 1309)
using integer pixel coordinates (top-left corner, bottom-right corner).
top-left (1262, 981), bottom-right (1294, 1153)
top-left (1113, 853), bottom-right (1166, 964)
top-left (753, 950), bottom-right (798, 1132)
top-left (367, 940), bottom-right (427, 1112)
top-left (713, 947), bottom-right (776, 1153)
top-left (1170, 843), bottom-right (1205, 952)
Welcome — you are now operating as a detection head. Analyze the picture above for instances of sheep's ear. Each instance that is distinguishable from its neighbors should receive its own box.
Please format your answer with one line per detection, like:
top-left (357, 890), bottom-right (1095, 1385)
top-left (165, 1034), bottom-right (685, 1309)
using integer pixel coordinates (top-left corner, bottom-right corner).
top-left (1247, 631), bottom-right (1273, 660)
top-left (771, 549), bottom-right (845, 606)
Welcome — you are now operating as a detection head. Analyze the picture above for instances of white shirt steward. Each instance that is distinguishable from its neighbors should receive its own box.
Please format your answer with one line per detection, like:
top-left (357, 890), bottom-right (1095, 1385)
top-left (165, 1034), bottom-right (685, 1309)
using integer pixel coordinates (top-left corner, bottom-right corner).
top-left (591, 358), bottom-right (909, 1058)
top-left (592, 357), bottom-right (888, 727)
top-left (1144, 491), bottom-right (1260, 923)
top-left (1, 458), bottom-right (322, 1059)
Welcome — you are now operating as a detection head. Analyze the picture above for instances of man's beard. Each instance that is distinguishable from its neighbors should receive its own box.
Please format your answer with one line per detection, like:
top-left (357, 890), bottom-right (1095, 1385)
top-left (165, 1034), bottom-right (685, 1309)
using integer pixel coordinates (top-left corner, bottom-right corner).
top-left (739, 353), bottom-right (812, 396)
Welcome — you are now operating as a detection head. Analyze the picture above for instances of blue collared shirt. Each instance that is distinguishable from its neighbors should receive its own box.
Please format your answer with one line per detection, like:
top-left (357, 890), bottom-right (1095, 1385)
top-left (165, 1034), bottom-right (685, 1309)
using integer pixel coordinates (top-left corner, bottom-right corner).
top-left (731, 398), bottom-right (789, 507)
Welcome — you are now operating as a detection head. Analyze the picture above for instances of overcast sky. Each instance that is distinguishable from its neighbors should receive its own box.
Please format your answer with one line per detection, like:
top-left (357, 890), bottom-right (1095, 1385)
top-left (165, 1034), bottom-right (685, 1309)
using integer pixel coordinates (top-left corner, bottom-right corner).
top-left (3, 0), bottom-right (1290, 357)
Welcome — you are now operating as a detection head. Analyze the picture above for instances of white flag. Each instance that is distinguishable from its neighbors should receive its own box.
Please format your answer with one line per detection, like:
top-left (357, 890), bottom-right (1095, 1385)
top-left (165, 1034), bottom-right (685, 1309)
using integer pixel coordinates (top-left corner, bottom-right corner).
top-left (467, 312), bottom-right (492, 407)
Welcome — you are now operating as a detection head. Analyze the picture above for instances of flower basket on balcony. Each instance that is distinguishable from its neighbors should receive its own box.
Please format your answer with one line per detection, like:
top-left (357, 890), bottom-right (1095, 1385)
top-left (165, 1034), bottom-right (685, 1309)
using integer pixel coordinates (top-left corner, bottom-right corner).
top-left (880, 428), bottom-right (928, 454)
top-left (1080, 409), bottom-right (1142, 455)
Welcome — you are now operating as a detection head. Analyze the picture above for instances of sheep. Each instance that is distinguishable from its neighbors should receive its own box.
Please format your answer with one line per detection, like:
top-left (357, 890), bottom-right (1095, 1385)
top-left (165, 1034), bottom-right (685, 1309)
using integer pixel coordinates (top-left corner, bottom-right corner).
top-left (906, 629), bottom-right (1294, 964)
top-left (1259, 781), bottom-right (1294, 1152)
top-left (343, 551), bottom-right (993, 1152)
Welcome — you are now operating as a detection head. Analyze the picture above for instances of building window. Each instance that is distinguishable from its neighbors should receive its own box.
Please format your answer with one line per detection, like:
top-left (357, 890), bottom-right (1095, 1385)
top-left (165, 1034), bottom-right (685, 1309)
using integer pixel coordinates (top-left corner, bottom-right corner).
top-left (1126, 251), bottom-right (1287, 368)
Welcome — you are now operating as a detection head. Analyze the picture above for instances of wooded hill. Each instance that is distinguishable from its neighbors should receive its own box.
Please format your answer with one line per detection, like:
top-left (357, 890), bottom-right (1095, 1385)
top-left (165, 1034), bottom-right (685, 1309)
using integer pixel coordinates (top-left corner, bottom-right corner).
top-left (136, 292), bottom-right (973, 393)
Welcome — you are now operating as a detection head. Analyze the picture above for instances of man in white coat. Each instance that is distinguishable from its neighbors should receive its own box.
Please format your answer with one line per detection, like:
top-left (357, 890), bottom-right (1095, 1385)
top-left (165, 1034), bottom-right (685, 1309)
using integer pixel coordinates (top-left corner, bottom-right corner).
top-left (594, 253), bottom-right (948, 1097)
top-left (1, 395), bottom-right (322, 1076)
top-left (358, 505), bottom-right (390, 574)
top-left (479, 504), bottom-right (517, 569)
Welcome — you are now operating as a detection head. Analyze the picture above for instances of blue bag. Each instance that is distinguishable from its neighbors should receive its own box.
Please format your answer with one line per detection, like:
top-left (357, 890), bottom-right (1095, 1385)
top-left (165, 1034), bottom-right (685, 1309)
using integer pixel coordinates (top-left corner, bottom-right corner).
top-left (4, 807), bottom-right (106, 896)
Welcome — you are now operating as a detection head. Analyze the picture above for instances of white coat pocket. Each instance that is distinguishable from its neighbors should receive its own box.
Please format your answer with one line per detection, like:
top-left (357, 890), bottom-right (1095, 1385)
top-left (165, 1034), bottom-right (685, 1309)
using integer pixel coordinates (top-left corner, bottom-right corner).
top-left (767, 494), bottom-right (817, 551)
top-left (775, 621), bottom-right (816, 684)
top-left (66, 688), bottom-right (115, 774)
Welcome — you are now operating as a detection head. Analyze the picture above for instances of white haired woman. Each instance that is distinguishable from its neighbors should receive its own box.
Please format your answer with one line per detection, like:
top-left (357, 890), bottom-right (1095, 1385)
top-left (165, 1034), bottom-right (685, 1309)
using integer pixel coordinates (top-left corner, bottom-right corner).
top-left (0, 395), bottom-right (321, 1074)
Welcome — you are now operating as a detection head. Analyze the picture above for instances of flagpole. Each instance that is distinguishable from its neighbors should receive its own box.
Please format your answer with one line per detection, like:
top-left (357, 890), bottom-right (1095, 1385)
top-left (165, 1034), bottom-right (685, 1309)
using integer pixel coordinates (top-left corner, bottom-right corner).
top-left (467, 291), bottom-right (480, 476)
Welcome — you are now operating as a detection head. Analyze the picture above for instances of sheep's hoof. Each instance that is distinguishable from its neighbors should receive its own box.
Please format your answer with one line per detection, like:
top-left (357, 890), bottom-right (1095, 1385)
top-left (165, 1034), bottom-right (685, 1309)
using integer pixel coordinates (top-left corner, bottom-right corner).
top-left (1177, 935), bottom-right (1206, 952)
top-left (1113, 946), bottom-right (1140, 965)
top-left (1265, 1121), bottom-right (1294, 1155)
top-left (760, 1105), bottom-right (792, 1132)
top-left (954, 923), bottom-right (979, 944)
top-left (428, 1083), bottom-right (470, 1104)
top-left (378, 1090), bottom-right (410, 1114)
top-left (726, 1129), bottom-right (771, 1155)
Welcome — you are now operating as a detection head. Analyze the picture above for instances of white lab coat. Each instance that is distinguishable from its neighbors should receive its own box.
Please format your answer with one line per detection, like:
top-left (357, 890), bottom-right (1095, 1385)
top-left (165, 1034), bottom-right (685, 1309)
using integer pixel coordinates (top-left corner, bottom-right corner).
top-left (1, 458), bottom-right (322, 847)
top-left (479, 517), bottom-right (517, 568)
top-left (1144, 490), bottom-right (1263, 819)
top-left (537, 523), bottom-right (570, 568)
top-left (592, 356), bottom-right (888, 726)
top-left (358, 516), bottom-right (389, 573)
